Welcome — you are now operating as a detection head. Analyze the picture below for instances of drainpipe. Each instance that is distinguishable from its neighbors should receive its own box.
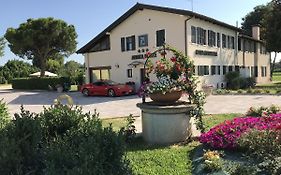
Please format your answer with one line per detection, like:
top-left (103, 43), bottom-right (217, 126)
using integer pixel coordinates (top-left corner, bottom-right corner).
top-left (184, 16), bottom-right (193, 57)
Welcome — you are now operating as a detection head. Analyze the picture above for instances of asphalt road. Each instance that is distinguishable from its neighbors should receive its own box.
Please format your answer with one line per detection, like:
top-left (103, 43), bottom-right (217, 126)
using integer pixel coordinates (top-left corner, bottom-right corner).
top-left (1, 89), bottom-right (281, 118)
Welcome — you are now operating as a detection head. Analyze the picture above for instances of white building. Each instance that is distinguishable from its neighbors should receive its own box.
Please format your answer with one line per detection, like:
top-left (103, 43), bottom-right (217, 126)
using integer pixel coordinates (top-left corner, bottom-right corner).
top-left (77, 3), bottom-right (270, 89)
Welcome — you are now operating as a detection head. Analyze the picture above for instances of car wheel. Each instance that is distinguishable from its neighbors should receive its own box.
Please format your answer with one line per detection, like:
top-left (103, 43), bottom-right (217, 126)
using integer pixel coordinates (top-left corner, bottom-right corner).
top-left (82, 88), bottom-right (89, 96)
top-left (108, 89), bottom-right (116, 97)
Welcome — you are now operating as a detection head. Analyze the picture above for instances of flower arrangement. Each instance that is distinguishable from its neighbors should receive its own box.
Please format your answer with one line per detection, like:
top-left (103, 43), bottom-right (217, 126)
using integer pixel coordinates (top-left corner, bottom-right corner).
top-left (140, 45), bottom-right (206, 132)
top-left (200, 113), bottom-right (281, 149)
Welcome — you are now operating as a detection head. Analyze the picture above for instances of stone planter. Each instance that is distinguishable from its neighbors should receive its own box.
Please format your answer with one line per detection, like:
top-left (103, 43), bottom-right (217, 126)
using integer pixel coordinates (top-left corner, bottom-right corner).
top-left (137, 102), bottom-right (195, 144)
top-left (57, 86), bottom-right (63, 93)
top-left (149, 91), bottom-right (182, 104)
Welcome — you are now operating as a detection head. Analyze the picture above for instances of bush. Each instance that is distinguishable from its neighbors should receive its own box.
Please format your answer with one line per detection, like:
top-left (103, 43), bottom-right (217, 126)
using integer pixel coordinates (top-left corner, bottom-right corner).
top-left (0, 99), bottom-right (9, 129)
top-left (0, 104), bottom-right (132, 175)
top-left (12, 77), bottom-right (71, 90)
top-left (0, 106), bottom-right (43, 175)
top-left (245, 105), bottom-right (280, 117)
top-left (200, 114), bottom-right (281, 149)
top-left (43, 105), bottom-right (132, 175)
top-left (225, 72), bottom-right (256, 90)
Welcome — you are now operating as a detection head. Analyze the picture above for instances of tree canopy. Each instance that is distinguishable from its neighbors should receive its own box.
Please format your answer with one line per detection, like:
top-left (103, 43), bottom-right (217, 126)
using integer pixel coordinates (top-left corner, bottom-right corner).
top-left (0, 37), bottom-right (5, 57)
top-left (5, 17), bottom-right (77, 77)
top-left (0, 60), bottom-right (39, 84)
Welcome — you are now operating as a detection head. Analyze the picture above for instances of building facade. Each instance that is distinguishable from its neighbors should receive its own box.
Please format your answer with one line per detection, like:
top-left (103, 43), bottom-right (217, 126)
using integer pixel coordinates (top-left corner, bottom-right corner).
top-left (77, 3), bottom-right (271, 89)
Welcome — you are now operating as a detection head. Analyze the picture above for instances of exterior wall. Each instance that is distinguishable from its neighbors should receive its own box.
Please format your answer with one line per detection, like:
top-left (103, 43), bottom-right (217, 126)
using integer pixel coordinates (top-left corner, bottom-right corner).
top-left (84, 8), bottom-right (271, 89)
top-left (85, 9), bottom-right (187, 88)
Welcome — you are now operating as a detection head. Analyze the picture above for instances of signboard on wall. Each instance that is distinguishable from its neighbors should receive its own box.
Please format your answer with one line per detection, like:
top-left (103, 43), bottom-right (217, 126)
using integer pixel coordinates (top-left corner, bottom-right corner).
top-left (195, 50), bottom-right (218, 56)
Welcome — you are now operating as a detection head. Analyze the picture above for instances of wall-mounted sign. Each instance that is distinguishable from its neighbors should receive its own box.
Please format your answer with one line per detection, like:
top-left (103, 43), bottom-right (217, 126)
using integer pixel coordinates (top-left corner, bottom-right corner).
top-left (132, 53), bottom-right (157, 60)
top-left (195, 50), bottom-right (218, 56)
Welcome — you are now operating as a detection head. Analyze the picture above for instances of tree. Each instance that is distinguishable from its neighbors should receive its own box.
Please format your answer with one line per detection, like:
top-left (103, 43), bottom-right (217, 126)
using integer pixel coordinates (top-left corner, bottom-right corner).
top-left (5, 18), bottom-right (77, 77)
top-left (46, 59), bottom-right (62, 74)
top-left (0, 60), bottom-right (39, 83)
top-left (264, 0), bottom-right (281, 76)
top-left (60, 61), bottom-right (83, 84)
top-left (241, 5), bottom-right (270, 38)
top-left (0, 37), bottom-right (5, 57)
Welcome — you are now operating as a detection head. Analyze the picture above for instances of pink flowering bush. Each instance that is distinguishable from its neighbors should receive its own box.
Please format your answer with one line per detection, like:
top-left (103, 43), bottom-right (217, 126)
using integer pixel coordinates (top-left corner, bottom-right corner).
top-left (200, 113), bottom-right (281, 149)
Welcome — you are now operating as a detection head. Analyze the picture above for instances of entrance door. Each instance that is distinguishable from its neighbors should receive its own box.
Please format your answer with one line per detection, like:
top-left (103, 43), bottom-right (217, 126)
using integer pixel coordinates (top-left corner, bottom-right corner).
top-left (140, 68), bottom-right (146, 84)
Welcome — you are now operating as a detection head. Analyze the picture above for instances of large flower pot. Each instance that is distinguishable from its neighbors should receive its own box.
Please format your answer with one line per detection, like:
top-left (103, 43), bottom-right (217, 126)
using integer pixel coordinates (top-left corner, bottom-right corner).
top-left (137, 102), bottom-right (195, 144)
top-left (149, 91), bottom-right (182, 104)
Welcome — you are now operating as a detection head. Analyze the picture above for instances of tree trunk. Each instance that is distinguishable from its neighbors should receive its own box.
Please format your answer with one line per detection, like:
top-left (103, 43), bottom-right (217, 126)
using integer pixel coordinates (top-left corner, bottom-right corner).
top-left (40, 57), bottom-right (46, 77)
top-left (270, 52), bottom-right (277, 78)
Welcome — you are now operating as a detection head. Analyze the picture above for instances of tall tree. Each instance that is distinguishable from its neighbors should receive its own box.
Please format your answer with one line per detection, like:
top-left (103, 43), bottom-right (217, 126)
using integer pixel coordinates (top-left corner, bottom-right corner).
top-left (4, 18), bottom-right (77, 77)
top-left (264, 0), bottom-right (281, 77)
top-left (0, 37), bottom-right (5, 57)
top-left (241, 5), bottom-right (270, 38)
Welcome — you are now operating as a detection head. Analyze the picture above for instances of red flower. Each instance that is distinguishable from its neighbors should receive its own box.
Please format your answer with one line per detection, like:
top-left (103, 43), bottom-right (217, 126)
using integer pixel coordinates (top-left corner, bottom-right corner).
top-left (145, 52), bottom-right (151, 59)
top-left (170, 57), bottom-right (177, 62)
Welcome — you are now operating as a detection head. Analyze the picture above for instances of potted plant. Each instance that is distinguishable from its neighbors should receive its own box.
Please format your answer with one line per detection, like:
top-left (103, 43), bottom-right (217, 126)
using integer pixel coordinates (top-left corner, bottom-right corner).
top-left (139, 45), bottom-right (206, 132)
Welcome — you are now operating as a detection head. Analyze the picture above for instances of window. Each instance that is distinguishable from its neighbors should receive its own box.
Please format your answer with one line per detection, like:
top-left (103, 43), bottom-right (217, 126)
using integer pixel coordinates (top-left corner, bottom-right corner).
top-left (156, 29), bottom-right (165, 47)
top-left (228, 66), bottom-right (233, 72)
top-left (191, 26), bottom-right (196, 43)
top-left (217, 66), bottom-right (221, 75)
top-left (223, 65), bottom-right (227, 75)
top-left (90, 67), bottom-right (111, 83)
top-left (238, 38), bottom-right (242, 51)
top-left (227, 36), bottom-right (231, 48)
top-left (260, 44), bottom-right (267, 54)
top-left (261, 66), bottom-right (267, 77)
top-left (197, 27), bottom-right (206, 45)
top-left (235, 66), bottom-right (240, 72)
top-left (211, 65), bottom-right (216, 75)
top-left (208, 30), bottom-right (216, 47)
top-left (222, 34), bottom-right (226, 48)
top-left (121, 36), bottom-right (136, 51)
top-left (127, 69), bottom-right (132, 78)
top-left (91, 35), bottom-right (110, 52)
top-left (217, 33), bottom-right (221, 47)
top-left (198, 66), bottom-right (209, 76)
top-left (126, 36), bottom-right (136, 51)
top-left (230, 36), bottom-right (235, 49)
top-left (255, 66), bottom-right (258, 77)
top-left (138, 34), bottom-right (148, 47)
top-left (251, 66), bottom-right (255, 77)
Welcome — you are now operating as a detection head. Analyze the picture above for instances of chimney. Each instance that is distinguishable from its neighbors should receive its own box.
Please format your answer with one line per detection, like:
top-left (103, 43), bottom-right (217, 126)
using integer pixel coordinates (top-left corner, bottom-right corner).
top-left (252, 25), bottom-right (260, 40)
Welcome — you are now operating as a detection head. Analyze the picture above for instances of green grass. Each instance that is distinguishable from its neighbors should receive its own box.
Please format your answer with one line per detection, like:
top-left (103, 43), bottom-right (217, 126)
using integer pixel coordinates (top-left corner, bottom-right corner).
top-left (273, 72), bottom-right (281, 82)
top-left (101, 113), bottom-right (240, 175)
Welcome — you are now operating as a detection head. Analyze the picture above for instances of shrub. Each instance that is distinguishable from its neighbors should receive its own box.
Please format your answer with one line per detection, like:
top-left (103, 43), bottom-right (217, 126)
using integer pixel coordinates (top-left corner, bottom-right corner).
top-left (253, 89), bottom-right (262, 94)
top-left (202, 150), bottom-right (222, 173)
top-left (237, 89), bottom-right (243, 94)
top-left (225, 72), bottom-right (256, 90)
top-left (43, 105), bottom-right (132, 175)
top-left (200, 114), bottom-right (281, 149)
top-left (246, 88), bottom-right (253, 93)
top-left (12, 77), bottom-right (71, 90)
top-left (225, 72), bottom-right (240, 89)
top-left (0, 105), bottom-right (132, 175)
top-left (245, 105), bottom-right (280, 117)
top-left (0, 106), bottom-right (43, 175)
top-left (243, 77), bottom-right (256, 88)
top-left (0, 99), bottom-right (9, 129)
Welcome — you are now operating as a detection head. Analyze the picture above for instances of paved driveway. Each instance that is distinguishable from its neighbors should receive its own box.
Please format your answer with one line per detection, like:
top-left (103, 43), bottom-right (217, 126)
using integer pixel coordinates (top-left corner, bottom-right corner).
top-left (1, 89), bottom-right (281, 118)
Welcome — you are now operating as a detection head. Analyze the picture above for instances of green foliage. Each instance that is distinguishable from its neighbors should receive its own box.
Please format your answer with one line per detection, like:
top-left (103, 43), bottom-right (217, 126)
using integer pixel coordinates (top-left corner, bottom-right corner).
top-left (0, 37), bottom-right (5, 57)
top-left (12, 77), bottom-right (70, 90)
top-left (0, 105), bottom-right (132, 175)
top-left (59, 60), bottom-right (84, 84)
top-left (0, 99), bottom-right (10, 129)
top-left (245, 105), bottom-right (280, 117)
top-left (120, 114), bottom-right (136, 143)
top-left (225, 72), bottom-right (256, 90)
top-left (46, 59), bottom-right (63, 74)
top-left (0, 106), bottom-right (43, 175)
top-left (214, 88), bottom-right (230, 95)
top-left (5, 17), bottom-right (77, 77)
top-left (227, 164), bottom-right (256, 175)
top-left (0, 60), bottom-right (39, 84)
top-left (237, 129), bottom-right (281, 175)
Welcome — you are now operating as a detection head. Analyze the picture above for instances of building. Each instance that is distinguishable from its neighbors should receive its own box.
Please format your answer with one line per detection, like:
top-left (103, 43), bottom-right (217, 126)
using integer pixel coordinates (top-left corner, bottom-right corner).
top-left (77, 3), bottom-right (271, 89)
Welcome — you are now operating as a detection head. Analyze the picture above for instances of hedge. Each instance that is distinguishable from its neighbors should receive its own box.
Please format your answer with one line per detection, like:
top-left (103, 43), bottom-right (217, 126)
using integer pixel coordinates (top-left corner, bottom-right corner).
top-left (11, 77), bottom-right (71, 90)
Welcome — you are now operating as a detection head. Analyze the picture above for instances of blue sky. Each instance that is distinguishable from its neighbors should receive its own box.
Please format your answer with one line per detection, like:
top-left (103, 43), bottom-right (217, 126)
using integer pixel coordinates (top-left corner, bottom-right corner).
top-left (0, 0), bottom-right (273, 66)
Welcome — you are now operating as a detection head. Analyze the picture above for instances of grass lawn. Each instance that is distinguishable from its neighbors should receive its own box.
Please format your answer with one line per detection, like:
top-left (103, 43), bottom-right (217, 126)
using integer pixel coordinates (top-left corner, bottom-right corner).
top-left (272, 72), bottom-right (281, 82)
top-left (102, 113), bottom-right (242, 175)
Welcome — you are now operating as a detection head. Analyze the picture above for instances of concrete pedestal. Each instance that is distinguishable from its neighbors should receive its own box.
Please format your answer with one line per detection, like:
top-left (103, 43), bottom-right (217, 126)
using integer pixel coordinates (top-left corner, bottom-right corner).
top-left (137, 101), bottom-right (195, 144)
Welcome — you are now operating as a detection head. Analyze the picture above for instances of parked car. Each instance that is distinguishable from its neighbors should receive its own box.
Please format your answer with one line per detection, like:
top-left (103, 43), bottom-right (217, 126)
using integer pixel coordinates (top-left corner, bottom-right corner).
top-left (80, 80), bottom-right (134, 97)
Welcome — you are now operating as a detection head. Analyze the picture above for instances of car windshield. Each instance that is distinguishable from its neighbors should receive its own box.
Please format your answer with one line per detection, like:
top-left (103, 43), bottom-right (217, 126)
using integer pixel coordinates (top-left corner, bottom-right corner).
top-left (105, 80), bottom-right (119, 85)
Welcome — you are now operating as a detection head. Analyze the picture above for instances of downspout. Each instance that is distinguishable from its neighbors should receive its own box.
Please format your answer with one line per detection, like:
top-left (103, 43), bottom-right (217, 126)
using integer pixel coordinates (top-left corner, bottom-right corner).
top-left (184, 16), bottom-right (193, 57)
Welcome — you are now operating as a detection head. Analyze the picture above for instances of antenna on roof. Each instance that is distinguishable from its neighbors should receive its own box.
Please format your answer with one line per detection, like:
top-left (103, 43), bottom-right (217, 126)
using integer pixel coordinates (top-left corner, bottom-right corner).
top-left (187, 0), bottom-right (194, 12)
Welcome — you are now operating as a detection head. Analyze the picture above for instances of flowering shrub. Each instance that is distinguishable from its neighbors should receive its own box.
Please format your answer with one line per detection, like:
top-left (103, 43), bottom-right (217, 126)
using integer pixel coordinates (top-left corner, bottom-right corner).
top-left (140, 45), bottom-right (206, 132)
top-left (200, 113), bottom-right (281, 149)
top-left (245, 105), bottom-right (280, 117)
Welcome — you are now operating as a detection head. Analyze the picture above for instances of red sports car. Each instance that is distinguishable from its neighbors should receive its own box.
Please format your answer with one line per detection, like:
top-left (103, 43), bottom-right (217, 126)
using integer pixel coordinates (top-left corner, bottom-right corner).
top-left (80, 80), bottom-right (134, 97)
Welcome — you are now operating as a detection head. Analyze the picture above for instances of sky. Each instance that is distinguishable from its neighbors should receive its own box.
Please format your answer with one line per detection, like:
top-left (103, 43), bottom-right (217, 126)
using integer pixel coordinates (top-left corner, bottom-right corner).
top-left (0, 0), bottom-right (278, 66)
